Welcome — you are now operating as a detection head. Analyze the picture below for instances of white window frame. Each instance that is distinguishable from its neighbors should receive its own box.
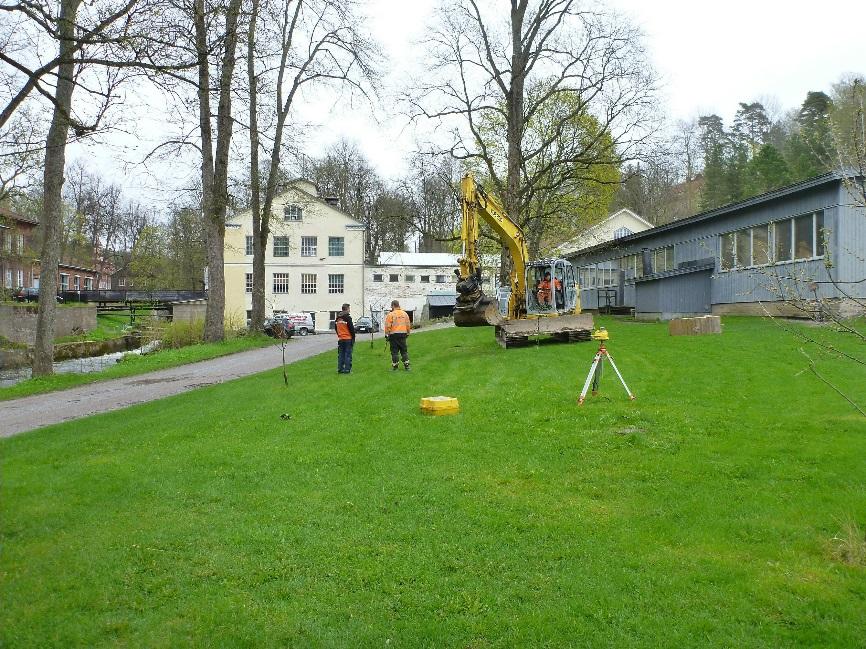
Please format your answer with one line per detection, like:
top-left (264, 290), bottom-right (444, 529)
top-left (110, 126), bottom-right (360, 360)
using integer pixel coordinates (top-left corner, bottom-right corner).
top-left (84, 276), bottom-right (93, 290)
top-left (435, 274), bottom-right (447, 283)
top-left (301, 236), bottom-right (317, 257)
top-left (284, 204), bottom-right (303, 221)
top-left (245, 273), bottom-right (253, 293)
top-left (245, 235), bottom-right (254, 256)
top-left (328, 273), bottom-right (344, 294)
top-left (273, 273), bottom-right (290, 294)
top-left (60, 273), bottom-right (69, 291)
top-left (301, 273), bottom-right (317, 294)
top-left (328, 236), bottom-right (344, 257)
top-left (273, 236), bottom-right (290, 257)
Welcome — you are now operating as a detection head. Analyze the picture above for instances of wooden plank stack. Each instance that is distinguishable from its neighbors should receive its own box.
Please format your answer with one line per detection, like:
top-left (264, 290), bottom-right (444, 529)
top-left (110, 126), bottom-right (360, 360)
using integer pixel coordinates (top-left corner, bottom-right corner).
top-left (668, 315), bottom-right (722, 336)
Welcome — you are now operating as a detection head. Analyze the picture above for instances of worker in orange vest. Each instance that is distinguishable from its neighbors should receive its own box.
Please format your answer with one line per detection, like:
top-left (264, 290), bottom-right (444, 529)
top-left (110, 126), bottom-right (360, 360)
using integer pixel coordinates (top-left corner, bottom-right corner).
top-left (384, 299), bottom-right (411, 371)
top-left (334, 303), bottom-right (355, 374)
top-left (536, 272), bottom-right (552, 306)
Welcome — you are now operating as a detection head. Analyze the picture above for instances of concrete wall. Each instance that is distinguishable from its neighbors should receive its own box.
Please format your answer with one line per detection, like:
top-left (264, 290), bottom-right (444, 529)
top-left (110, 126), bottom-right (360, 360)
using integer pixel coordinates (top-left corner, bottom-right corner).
top-left (0, 304), bottom-right (96, 344)
top-left (172, 300), bottom-right (207, 324)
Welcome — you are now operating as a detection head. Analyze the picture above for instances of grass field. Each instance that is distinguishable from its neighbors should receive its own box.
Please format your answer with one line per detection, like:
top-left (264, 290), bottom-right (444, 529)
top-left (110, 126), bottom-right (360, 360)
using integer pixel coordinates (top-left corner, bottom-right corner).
top-left (1, 317), bottom-right (865, 647)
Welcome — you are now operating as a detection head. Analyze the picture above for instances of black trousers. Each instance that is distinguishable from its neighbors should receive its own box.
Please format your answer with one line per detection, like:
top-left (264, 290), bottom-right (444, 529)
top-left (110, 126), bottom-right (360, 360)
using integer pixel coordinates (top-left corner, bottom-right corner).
top-left (388, 334), bottom-right (409, 364)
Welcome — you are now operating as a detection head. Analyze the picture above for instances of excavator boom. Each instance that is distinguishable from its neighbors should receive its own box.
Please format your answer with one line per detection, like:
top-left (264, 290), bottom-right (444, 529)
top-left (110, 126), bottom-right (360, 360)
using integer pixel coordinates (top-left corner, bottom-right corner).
top-left (454, 174), bottom-right (529, 326)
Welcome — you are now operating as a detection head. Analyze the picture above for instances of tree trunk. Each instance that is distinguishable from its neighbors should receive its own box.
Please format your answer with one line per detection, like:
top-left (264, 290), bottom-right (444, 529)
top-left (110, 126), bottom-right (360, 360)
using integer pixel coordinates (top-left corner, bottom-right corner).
top-left (197, 0), bottom-right (242, 343)
top-left (247, 0), bottom-right (266, 332)
top-left (32, 0), bottom-right (82, 376)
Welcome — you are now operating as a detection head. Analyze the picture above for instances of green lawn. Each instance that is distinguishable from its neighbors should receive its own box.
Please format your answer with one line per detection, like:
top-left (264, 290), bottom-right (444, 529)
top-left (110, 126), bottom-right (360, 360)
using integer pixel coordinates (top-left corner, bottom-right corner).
top-left (0, 335), bottom-right (279, 401)
top-left (1, 317), bottom-right (865, 647)
top-left (55, 313), bottom-right (131, 343)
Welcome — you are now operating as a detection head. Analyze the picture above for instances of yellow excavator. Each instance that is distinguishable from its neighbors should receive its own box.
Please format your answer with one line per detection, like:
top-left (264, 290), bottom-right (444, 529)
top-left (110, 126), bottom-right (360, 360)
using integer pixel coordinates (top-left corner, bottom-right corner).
top-left (454, 173), bottom-right (594, 347)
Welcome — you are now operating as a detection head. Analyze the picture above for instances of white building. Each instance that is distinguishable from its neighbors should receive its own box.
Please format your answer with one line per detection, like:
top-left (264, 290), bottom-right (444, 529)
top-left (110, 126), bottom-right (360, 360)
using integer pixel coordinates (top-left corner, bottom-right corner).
top-left (366, 252), bottom-right (458, 322)
top-left (224, 180), bottom-right (366, 331)
top-left (555, 209), bottom-right (653, 256)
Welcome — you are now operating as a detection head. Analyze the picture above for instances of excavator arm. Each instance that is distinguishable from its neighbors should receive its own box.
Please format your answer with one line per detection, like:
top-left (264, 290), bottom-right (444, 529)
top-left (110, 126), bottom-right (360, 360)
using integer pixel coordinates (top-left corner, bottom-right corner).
top-left (454, 173), bottom-right (530, 326)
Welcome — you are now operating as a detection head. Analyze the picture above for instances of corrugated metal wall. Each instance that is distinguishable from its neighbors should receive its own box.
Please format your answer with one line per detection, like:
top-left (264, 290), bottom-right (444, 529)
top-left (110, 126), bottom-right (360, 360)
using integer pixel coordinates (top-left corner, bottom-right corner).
top-left (568, 178), bottom-right (866, 310)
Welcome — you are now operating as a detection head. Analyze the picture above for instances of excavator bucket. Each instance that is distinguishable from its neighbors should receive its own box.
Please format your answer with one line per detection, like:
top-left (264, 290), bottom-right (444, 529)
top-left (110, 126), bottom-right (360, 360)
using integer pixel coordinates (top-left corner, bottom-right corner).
top-left (453, 295), bottom-right (503, 327)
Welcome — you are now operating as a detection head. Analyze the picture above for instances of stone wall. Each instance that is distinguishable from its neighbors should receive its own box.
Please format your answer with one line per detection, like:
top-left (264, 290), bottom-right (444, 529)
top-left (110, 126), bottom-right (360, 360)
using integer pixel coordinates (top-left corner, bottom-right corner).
top-left (0, 304), bottom-right (97, 344)
top-left (172, 300), bottom-right (207, 324)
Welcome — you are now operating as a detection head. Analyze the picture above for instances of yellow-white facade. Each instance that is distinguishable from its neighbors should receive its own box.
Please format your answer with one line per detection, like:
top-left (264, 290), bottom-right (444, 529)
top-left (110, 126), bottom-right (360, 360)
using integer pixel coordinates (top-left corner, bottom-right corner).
top-left (224, 180), bottom-right (366, 331)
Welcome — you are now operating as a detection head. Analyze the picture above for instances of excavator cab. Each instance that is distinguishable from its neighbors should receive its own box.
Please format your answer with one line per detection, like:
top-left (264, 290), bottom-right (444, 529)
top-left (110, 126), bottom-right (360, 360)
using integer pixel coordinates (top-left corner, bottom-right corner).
top-left (526, 259), bottom-right (578, 316)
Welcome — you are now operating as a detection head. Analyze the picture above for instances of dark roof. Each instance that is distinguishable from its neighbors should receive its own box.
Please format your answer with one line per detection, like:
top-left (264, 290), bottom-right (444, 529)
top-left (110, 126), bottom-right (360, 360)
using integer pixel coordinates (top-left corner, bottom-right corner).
top-left (0, 205), bottom-right (39, 225)
top-left (570, 171), bottom-right (845, 257)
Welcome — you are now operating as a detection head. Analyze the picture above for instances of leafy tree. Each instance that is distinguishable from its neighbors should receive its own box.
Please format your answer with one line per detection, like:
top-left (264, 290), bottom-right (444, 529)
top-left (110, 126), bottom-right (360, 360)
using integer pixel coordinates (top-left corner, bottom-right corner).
top-left (785, 91), bottom-right (835, 179)
top-left (746, 143), bottom-right (791, 195)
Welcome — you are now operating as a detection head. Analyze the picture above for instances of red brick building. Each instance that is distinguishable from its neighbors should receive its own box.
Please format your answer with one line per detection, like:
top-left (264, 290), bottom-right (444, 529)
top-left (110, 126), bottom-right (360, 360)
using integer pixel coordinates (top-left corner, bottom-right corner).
top-left (0, 207), bottom-right (99, 295)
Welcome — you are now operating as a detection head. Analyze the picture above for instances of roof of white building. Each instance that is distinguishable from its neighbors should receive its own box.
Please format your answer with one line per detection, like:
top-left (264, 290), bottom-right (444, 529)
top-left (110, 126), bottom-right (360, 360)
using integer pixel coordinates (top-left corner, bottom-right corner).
top-left (377, 252), bottom-right (460, 266)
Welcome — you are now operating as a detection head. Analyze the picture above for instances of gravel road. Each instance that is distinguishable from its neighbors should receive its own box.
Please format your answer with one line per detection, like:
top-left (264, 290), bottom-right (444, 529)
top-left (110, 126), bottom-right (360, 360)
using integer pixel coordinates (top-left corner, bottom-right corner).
top-left (0, 333), bottom-right (353, 438)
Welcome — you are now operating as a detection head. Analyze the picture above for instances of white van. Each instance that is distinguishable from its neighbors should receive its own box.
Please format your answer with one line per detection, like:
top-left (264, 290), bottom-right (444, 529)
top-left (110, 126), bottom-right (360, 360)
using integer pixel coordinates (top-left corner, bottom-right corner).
top-left (283, 312), bottom-right (316, 336)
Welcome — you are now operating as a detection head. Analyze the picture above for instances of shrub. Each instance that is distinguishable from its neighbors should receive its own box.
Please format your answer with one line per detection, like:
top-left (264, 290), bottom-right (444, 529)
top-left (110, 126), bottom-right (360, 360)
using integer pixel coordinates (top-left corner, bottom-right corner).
top-left (160, 319), bottom-right (205, 349)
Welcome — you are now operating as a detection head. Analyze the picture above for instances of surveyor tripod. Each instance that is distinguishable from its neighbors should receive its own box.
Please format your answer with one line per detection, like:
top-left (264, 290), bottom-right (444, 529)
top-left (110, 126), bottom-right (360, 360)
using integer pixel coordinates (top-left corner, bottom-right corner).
top-left (578, 329), bottom-right (635, 405)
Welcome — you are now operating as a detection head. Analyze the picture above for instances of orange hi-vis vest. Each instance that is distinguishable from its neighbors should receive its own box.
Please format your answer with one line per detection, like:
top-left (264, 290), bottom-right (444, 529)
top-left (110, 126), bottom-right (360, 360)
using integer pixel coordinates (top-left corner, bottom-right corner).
top-left (385, 308), bottom-right (410, 335)
top-left (335, 316), bottom-right (352, 340)
top-left (537, 279), bottom-right (551, 300)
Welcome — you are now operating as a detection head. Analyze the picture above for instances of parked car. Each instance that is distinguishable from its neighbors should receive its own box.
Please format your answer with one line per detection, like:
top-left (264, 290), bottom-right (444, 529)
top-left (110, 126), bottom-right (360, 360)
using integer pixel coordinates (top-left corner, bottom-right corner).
top-left (281, 312), bottom-right (316, 336)
top-left (263, 316), bottom-right (295, 339)
top-left (355, 316), bottom-right (380, 333)
top-left (13, 287), bottom-right (64, 303)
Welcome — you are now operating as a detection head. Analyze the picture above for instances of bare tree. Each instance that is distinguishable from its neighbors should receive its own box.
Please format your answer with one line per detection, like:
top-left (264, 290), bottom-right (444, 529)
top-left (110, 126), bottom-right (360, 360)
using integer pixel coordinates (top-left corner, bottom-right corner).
top-left (193, 0), bottom-right (243, 342)
top-left (409, 0), bottom-right (658, 263)
top-left (243, 0), bottom-right (377, 331)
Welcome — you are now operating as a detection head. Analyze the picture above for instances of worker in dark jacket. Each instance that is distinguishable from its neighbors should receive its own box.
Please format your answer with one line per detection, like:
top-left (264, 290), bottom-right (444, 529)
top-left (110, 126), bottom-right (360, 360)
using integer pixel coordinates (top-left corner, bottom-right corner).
top-left (335, 303), bottom-right (355, 374)
top-left (384, 299), bottom-right (411, 371)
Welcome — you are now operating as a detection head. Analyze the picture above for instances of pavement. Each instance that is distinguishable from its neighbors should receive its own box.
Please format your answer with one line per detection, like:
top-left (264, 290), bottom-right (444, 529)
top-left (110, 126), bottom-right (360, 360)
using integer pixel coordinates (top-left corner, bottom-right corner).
top-left (0, 332), bottom-right (359, 438)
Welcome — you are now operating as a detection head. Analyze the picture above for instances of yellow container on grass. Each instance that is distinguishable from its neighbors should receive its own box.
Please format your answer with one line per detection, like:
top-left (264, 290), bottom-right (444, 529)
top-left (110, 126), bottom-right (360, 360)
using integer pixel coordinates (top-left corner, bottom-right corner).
top-left (420, 396), bottom-right (460, 416)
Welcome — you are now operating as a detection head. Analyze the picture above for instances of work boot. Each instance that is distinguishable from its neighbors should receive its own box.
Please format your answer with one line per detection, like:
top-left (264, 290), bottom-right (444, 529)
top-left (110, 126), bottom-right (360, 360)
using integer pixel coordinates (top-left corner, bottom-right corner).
top-left (404, 362), bottom-right (411, 371)
top-left (391, 363), bottom-right (399, 371)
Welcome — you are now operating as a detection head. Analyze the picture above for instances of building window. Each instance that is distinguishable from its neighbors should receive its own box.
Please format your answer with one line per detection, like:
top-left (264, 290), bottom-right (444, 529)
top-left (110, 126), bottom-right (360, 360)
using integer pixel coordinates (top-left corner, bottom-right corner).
top-left (420, 275), bottom-right (430, 283)
top-left (16, 233), bottom-right (24, 253)
top-left (794, 214), bottom-right (815, 259)
top-left (273, 273), bottom-right (289, 293)
top-left (652, 246), bottom-right (674, 273)
top-left (301, 273), bottom-right (317, 294)
top-left (328, 274), bottom-right (344, 294)
top-left (84, 276), bottom-right (93, 290)
top-left (301, 236), bottom-right (317, 257)
top-left (613, 226), bottom-right (633, 239)
top-left (435, 275), bottom-right (447, 283)
top-left (752, 225), bottom-right (770, 266)
top-left (245, 273), bottom-right (253, 293)
top-left (373, 273), bottom-right (383, 282)
top-left (245, 235), bottom-right (254, 256)
top-left (389, 273), bottom-right (399, 282)
top-left (284, 204), bottom-right (303, 221)
top-left (405, 274), bottom-right (415, 283)
top-left (328, 236), bottom-right (344, 256)
top-left (60, 273), bottom-right (69, 291)
top-left (619, 254), bottom-right (641, 279)
top-left (5, 269), bottom-right (12, 287)
top-left (3, 233), bottom-right (10, 252)
top-left (118, 277), bottom-right (126, 288)
top-left (273, 236), bottom-right (290, 257)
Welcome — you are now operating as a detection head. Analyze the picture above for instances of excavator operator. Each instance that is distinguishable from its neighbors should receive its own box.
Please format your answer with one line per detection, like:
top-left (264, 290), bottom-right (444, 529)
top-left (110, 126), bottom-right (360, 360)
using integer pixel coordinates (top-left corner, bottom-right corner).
top-left (536, 272), bottom-right (553, 306)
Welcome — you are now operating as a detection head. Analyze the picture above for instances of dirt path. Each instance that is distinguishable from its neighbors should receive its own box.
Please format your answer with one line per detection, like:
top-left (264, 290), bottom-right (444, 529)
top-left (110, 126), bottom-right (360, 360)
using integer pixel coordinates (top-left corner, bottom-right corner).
top-left (0, 333), bottom-right (356, 438)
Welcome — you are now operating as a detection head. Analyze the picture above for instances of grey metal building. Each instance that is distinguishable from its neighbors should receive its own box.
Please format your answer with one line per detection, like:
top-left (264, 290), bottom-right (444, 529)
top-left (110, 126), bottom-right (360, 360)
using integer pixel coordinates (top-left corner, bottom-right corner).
top-left (565, 172), bottom-right (866, 320)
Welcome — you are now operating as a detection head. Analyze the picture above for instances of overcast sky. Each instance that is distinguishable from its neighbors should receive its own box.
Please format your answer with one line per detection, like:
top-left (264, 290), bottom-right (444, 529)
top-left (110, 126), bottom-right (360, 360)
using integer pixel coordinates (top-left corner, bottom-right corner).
top-left (70, 0), bottom-right (866, 206)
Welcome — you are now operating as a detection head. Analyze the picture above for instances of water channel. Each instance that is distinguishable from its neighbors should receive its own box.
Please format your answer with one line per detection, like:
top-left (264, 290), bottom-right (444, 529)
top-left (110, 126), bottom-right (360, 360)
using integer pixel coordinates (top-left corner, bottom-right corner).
top-left (0, 348), bottom-right (144, 388)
